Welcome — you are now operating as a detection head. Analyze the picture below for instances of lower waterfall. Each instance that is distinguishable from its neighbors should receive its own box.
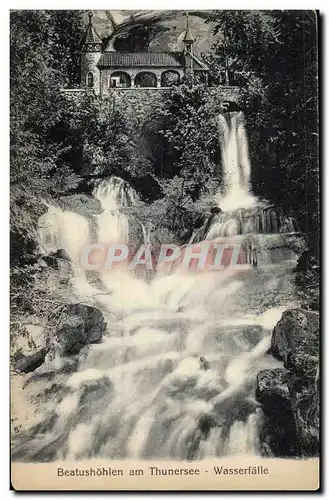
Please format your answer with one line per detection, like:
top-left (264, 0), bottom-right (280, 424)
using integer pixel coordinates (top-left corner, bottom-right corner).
top-left (13, 113), bottom-right (305, 462)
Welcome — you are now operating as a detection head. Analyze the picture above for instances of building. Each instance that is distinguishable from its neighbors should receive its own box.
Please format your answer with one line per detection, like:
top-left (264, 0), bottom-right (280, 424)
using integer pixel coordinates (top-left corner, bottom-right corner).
top-left (80, 12), bottom-right (209, 95)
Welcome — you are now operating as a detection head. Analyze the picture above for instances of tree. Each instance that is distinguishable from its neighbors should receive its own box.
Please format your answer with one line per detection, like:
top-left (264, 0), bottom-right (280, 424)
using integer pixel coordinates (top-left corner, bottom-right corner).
top-left (247, 11), bottom-right (319, 250)
top-left (10, 11), bottom-right (84, 354)
top-left (10, 11), bottom-right (83, 196)
top-left (205, 11), bottom-right (277, 86)
top-left (47, 10), bottom-right (85, 86)
top-left (153, 84), bottom-right (223, 203)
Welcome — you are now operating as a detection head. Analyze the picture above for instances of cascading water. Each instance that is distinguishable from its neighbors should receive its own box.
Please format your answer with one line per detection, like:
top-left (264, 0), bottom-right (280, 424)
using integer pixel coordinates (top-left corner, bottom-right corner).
top-left (190, 112), bottom-right (305, 264)
top-left (13, 119), bottom-right (304, 463)
top-left (92, 177), bottom-right (136, 245)
top-left (216, 112), bottom-right (255, 211)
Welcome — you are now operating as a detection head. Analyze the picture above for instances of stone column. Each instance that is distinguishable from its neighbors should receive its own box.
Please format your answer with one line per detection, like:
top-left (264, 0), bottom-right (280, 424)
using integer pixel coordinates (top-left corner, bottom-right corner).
top-left (131, 75), bottom-right (135, 88)
top-left (157, 77), bottom-right (161, 88)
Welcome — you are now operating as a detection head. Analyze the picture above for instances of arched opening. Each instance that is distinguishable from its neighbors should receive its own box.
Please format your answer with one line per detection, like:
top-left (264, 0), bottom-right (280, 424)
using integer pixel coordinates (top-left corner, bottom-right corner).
top-left (86, 72), bottom-right (94, 88)
top-left (161, 70), bottom-right (180, 87)
top-left (135, 72), bottom-right (157, 88)
top-left (109, 71), bottom-right (131, 88)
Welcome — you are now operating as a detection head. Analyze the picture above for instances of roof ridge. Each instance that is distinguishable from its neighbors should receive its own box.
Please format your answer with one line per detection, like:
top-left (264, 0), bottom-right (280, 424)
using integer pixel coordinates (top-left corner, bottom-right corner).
top-left (190, 53), bottom-right (208, 70)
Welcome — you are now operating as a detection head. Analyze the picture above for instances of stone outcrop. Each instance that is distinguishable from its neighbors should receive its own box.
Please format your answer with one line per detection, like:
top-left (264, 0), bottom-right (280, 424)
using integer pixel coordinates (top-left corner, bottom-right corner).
top-left (45, 304), bottom-right (107, 357)
top-left (58, 194), bottom-right (103, 218)
top-left (256, 368), bottom-right (291, 412)
top-left (271, 309), bottom-right (319, 375)
top-left (14, 348), bottom-right (48, 374)
top-left (41, 249), bottom-right (71, 270)
top-left (256, 308), bottom-right (319, 457)
top-left (256, 368), bottom-right (297, 456)
top-left (15, 304), bottom-right (107, 374)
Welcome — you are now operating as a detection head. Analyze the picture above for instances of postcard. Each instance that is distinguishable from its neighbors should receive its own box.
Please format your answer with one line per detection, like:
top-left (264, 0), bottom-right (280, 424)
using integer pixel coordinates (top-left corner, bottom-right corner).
top-left (10, 9), bottom-right (320, 491)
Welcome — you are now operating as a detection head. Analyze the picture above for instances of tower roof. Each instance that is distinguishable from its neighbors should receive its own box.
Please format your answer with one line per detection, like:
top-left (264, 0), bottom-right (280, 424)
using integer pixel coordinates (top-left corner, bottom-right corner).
top-left (81, 12), bottom-right (102, 46)
top-left (183, 13), bottom-right (194, 43)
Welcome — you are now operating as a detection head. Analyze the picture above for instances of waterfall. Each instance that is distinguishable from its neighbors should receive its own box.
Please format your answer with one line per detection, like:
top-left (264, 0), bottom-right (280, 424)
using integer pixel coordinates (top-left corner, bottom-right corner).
top-left (14, 129), bottom-right (304, 462)
top-left (188, 112), bottom-right (305, 264)
top-left (93, 176), bottom-right (138, 211)
top-left (216, 112), bottom-right (256, 211)
top-left (92, 177), bottom-right (138, 244)
top-left (38, 206), bottom-right (91, 265)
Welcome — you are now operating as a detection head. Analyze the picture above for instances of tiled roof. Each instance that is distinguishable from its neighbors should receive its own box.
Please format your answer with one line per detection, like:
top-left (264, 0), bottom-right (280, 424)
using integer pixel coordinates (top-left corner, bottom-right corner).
top-left (81, 24), bottom-right (102, 45)
top-left (97, 52), bottom-right (184, 68)
top-left (97, 52), bottom-right (209, 71)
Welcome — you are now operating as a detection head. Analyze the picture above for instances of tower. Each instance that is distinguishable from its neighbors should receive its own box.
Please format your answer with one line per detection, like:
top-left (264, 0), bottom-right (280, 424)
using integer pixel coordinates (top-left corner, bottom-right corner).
top-left (183, 12), bottom-right (195, 81)
top-left (80, 12), bottom-right (103, 94)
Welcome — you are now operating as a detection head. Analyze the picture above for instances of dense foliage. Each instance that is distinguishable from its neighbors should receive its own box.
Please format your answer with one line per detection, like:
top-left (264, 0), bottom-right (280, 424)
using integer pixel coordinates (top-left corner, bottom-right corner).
top-left (10, 11), bottom-right (84, 353)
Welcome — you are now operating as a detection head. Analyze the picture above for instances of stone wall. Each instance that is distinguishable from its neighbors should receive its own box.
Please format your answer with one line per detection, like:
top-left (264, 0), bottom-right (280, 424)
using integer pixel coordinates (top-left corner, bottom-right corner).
top-left (207, 86), bottom-right (241, 104)
top-left (110, 85), bottom-right (240, 107)
top-left (61, 85), bottom-right (241, 122)
top-left (63, 85), bottom-right (240, 108)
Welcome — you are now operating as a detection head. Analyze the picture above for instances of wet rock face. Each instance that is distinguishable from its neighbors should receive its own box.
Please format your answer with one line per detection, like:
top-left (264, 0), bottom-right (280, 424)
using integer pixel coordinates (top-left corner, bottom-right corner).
top-left (14, 348), bottom-right (47, 374)
top-left (42, 249), bottom-right (71, 270)
top-left (256, 368), bottom-right (291, 412)
top-left (289, 375), bottom-right (319, 457)
top-left (45, 304), bottom-right (107, 357)
top-left (256, 308), bottom-right (319, 458)
top-left (256, 368), bottom-right (297, 456)
top-left (12, 373), bottom-right (114, 462)
top-left (271, 309), bottom-right (319, 375)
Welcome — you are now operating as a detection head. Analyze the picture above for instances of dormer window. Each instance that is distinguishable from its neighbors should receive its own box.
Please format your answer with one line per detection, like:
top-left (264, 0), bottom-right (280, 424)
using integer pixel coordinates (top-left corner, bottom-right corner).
top-left (86, 72), bottom-right (94, 88)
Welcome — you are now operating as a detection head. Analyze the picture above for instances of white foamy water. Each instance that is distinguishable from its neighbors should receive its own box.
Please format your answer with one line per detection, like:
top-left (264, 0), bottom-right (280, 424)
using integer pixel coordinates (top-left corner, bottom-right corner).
top-left (13, 119), bottom-right (303, 462)
top-left (216, 112), bottom-right (256, 211)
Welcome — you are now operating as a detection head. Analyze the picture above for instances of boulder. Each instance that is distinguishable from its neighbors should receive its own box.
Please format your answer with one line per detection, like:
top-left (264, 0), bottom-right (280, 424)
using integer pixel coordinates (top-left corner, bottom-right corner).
top-left (256, 368), bottom-right (291, 413)
top-left (256, 308), bottom-right (319, 458)
top-left (42, 249), bottom-right (71, 270)
top-left (271, 308), bottom-right (319, 375)
top-left (45, 304), bottom-right (107, 357)
top-left (14, 347), bottom-right (47, 374)
top-left (210, 206), bottom-right (222, 215)
top-left (288, 375), bottom-right (320, 457)
top-left (255, 368), bottom-right (297, 457)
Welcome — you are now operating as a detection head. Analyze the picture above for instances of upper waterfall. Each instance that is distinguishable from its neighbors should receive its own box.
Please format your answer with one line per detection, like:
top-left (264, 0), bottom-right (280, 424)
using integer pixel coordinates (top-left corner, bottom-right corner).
top-left (92, 176), bottom-right (138, 245)
top-left (93, 176), bottom-right (138, 212)
top-left (216, 112), bottom-right (256, 211)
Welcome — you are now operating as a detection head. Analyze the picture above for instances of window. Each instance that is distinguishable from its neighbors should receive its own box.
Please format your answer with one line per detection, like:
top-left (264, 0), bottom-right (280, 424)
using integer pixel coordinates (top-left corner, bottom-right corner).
top-left (86, 72), bottom-right (94, 88)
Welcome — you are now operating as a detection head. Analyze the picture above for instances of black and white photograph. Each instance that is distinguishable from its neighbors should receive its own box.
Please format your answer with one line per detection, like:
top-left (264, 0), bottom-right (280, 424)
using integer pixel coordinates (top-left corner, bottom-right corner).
top-left (9, 9), bottom-right (320, 491)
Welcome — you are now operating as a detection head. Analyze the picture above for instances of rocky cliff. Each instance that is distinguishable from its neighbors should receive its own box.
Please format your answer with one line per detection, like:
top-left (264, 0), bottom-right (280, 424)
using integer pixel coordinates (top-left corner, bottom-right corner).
top-left (256, 308), bottom-right (319, 457)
